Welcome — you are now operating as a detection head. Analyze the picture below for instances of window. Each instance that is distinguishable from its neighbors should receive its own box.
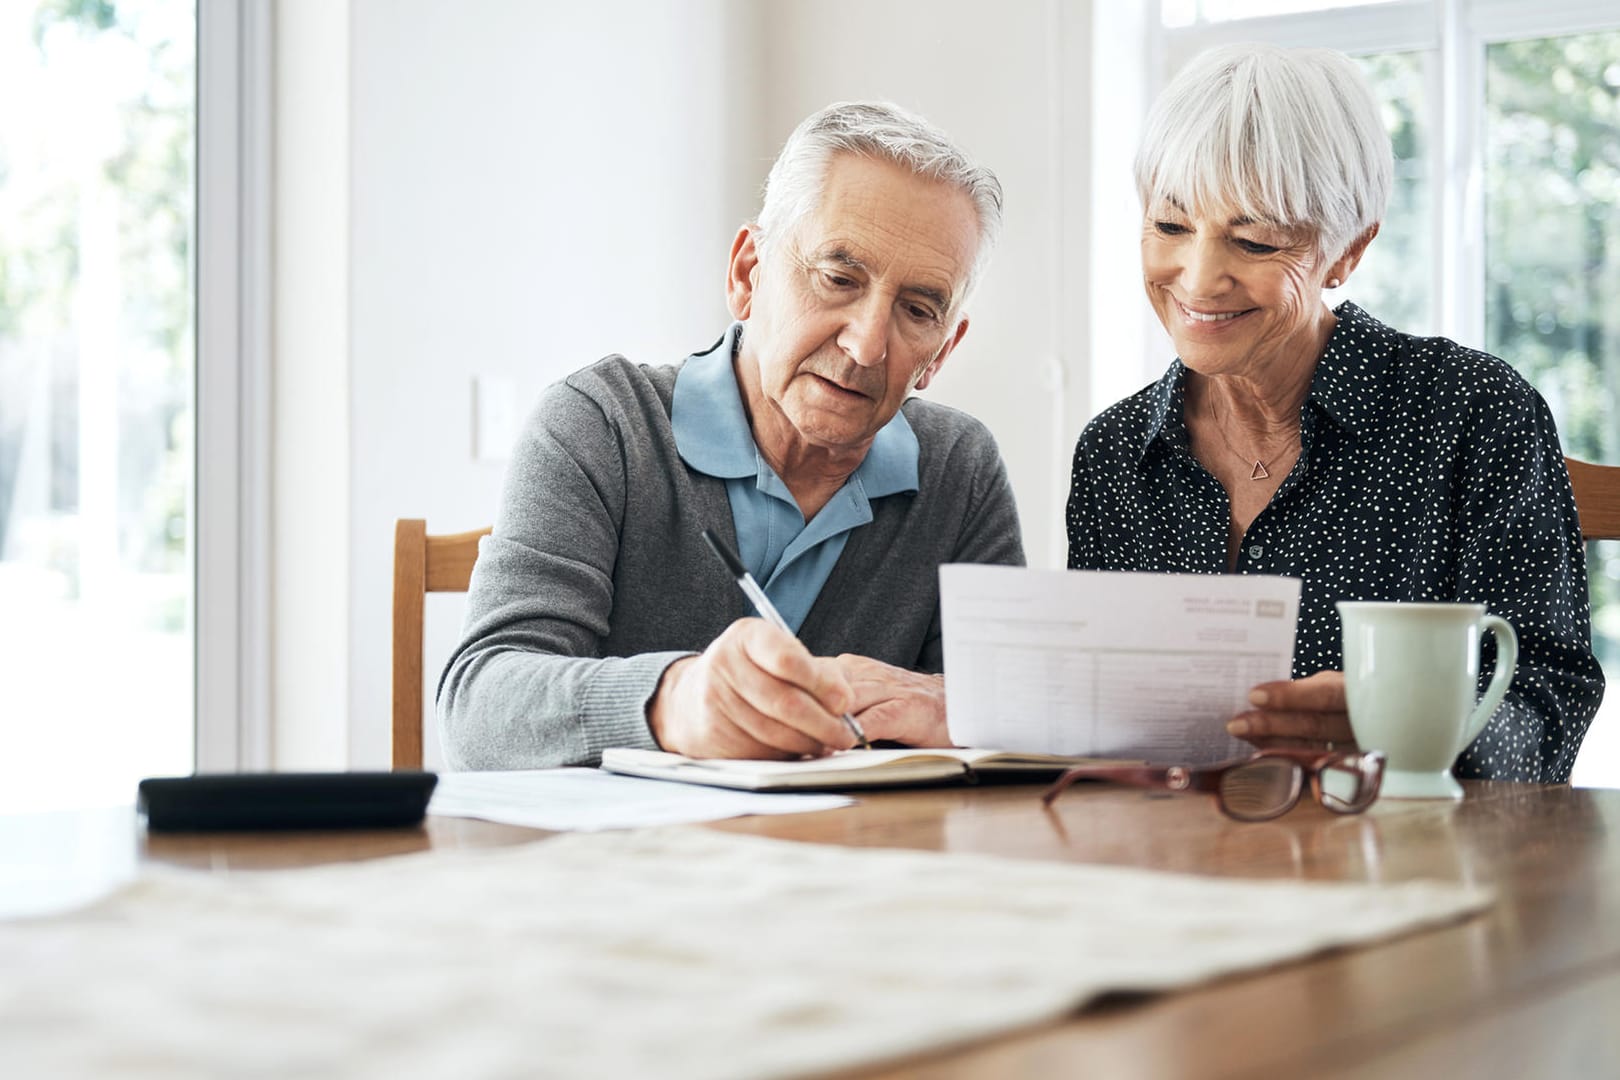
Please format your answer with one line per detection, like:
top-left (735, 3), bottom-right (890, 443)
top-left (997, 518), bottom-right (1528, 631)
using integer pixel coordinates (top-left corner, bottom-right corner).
top-left (0, 0), bottom-right (195, 811)
top-left (1349, 49), bottom-right (1434, 333)
top-left (1484, 32), bottom-right (1619, 471)
top-left (1161, 0), bottom-right (1405, 29)
top-left (1484, 31), bottom-right (1620, 785)
top-left (1146, 1), bottom-right (1620, 785)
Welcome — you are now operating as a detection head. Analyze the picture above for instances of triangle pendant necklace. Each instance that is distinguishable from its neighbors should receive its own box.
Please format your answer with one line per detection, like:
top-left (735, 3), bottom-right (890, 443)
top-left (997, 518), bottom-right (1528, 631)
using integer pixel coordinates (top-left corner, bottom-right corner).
top-left (1206, 392), bottom-right (1294, 482)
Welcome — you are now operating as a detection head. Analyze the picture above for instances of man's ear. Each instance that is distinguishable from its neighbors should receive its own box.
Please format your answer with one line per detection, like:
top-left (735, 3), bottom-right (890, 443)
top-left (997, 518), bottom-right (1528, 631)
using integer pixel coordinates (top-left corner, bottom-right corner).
top-left (725, 225), bottom-right (762, 321)
top-left (1327, 223), bottom-right (1380, 289)
top-left (912, 315), bottom-right (970, 391)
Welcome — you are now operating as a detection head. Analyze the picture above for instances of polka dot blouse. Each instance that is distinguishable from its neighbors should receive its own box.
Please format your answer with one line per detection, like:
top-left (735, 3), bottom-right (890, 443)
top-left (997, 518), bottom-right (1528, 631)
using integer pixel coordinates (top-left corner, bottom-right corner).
top-left (1066, 301), bottom-right (1604, 782)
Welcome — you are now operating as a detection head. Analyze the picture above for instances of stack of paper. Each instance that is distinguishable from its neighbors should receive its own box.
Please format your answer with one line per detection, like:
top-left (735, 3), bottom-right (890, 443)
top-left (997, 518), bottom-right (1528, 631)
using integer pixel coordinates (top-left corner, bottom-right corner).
top-left (427, 767), bottom-right (852, 830)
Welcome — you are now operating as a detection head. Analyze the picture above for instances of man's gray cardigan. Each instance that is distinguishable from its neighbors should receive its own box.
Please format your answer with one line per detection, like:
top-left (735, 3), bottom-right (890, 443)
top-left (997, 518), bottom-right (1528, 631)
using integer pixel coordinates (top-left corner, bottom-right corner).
top-left (437, 352), bottom-right (1025, 769)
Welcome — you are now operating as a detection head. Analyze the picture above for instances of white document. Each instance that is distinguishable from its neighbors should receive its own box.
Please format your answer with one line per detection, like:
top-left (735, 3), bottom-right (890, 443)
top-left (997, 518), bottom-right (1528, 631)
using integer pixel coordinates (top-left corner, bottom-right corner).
top-left (941, 565), bottom-right (1302, 764)
top-left (5, 828), bottom-right (1491, 1080)
top-left (427, 768), bottom-right (853, 831)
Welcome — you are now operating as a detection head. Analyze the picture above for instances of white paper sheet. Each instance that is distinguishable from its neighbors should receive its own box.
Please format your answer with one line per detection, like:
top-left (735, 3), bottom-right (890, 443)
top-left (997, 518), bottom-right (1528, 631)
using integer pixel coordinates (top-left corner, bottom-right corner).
top-left (427, 768), bottom-right (853, 830)
top-left (942, 565), bottom-right (1302, 763)
top-left (1, 827), bottom-right (1492, 1080)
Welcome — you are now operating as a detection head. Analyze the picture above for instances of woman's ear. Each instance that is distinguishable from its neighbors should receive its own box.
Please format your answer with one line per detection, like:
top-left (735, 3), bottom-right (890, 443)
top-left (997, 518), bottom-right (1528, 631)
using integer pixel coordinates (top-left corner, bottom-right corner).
top-left (1326, 223), bottom-right (1380, 290)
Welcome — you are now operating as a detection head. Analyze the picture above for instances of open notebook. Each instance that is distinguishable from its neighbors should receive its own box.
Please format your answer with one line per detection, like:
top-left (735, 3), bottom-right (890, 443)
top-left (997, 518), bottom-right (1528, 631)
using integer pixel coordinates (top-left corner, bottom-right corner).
top-left (599, 747), bottom-right (1126, 792)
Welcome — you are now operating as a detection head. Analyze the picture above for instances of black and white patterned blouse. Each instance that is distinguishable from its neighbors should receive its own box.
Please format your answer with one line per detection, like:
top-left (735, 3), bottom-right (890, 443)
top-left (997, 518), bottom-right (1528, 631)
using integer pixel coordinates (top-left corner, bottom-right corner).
top-left (1066, 301), bottom-right (1604, 782)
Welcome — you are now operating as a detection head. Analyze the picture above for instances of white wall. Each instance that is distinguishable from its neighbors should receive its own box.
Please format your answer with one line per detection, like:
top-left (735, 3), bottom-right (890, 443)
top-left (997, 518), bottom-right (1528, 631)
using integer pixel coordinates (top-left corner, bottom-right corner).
top-left (284, 0), bottom-right (1101, 767)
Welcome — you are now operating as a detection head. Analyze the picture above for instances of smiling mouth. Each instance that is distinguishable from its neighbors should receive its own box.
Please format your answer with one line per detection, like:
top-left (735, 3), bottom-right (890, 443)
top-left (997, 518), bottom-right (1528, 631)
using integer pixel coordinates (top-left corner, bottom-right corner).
top-left (1175, 298), bottom-right (1254, 324)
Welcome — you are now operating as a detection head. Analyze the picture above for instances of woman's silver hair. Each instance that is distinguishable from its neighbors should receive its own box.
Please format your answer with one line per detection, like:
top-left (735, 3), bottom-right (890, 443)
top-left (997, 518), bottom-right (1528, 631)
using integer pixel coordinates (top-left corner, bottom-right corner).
top-left (1135, 43), bottom-right (1392, 259)
top-left (755, 101), bottom-right (1003, 309)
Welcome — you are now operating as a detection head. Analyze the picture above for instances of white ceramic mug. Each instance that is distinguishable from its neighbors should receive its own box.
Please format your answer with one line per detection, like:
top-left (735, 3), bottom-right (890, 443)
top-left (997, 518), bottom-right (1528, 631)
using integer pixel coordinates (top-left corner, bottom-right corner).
top-left (1337, 601), bottom-right (1518, 800)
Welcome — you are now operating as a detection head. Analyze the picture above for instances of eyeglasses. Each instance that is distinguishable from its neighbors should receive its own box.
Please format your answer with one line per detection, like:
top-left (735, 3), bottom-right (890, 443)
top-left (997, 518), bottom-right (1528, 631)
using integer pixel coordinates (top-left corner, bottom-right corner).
top-left (1040, 747), bottom-right (1386, 822)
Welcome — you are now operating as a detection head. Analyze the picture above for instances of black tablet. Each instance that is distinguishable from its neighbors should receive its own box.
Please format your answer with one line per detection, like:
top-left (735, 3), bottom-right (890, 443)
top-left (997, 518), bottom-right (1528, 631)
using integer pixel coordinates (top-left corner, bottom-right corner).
top-left (137, 771), bottom-right (438, 832)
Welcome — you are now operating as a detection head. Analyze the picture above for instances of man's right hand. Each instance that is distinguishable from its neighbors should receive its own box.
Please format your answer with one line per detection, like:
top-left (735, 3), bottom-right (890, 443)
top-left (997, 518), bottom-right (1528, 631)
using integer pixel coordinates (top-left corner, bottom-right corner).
top-left (646, 618), bottom-right (858, 759)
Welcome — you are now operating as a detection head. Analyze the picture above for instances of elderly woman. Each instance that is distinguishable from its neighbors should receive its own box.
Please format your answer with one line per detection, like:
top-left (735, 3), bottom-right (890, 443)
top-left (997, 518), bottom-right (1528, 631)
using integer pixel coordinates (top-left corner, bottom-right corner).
top-left (1066, 43), bottom-right (1604, 782)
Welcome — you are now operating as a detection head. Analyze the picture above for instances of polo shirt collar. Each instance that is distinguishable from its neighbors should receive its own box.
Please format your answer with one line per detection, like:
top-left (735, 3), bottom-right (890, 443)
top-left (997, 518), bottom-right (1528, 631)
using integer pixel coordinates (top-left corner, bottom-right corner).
top-left (671, 324), bottom-right (754, 479)
top-left (854, 408), bottom-right (920, 498)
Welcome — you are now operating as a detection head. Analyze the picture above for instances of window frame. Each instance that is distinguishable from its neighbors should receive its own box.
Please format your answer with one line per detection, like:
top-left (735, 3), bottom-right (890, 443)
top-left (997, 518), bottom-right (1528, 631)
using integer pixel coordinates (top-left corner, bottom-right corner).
top-left (195, 0), bottom-right (272, 771)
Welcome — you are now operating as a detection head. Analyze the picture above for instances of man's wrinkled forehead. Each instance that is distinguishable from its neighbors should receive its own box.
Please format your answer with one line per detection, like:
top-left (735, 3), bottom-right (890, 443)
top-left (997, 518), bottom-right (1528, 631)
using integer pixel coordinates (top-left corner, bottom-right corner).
top-left (783, 159), bottom-right (977, 301)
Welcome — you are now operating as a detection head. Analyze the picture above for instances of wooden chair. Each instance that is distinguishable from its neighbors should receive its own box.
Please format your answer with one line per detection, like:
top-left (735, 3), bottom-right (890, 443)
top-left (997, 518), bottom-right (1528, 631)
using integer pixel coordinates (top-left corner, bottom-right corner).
top-left (1566, 456), bottom-right (1620, 542)
top-left (392, 519), bottom-right (492, 770)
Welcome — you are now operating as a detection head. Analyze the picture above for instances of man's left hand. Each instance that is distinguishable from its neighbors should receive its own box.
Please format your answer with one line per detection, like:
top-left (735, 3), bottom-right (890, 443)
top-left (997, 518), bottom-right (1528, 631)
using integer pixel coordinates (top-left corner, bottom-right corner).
top-left (1228, 670), bottom-right (1357, 752)
top-left (834, 655), bottom-right (951, 747)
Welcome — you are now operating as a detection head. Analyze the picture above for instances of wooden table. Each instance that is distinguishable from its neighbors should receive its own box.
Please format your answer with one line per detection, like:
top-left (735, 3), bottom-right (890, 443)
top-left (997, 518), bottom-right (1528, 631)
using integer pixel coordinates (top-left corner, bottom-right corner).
top-left (8, 780), bottom-right (1619, 1078)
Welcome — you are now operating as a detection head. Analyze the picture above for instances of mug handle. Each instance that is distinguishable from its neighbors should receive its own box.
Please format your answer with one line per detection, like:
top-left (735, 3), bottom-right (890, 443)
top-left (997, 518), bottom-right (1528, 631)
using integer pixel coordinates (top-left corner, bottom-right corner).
top-left (1461, 615), bottom-right (1518, 748)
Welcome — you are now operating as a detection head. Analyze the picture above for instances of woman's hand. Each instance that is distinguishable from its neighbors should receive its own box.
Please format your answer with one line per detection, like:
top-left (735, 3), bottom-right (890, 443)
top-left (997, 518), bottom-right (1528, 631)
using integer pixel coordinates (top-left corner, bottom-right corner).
top-left (1228, 670), bottom-right (1358, 752)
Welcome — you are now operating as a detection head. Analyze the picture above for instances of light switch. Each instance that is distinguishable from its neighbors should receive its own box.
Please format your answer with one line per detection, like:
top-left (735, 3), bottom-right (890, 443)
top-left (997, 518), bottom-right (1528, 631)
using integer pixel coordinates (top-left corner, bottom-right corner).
top-left (472, 376), bottom-right (517, 462)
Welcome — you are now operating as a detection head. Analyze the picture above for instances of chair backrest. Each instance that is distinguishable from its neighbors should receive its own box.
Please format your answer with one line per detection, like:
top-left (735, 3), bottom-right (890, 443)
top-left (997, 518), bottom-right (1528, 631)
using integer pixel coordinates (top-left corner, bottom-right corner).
top-left (392, 519), bottom-right (493, 770)
top-left (1566, 456), bottom-right (1620, 542)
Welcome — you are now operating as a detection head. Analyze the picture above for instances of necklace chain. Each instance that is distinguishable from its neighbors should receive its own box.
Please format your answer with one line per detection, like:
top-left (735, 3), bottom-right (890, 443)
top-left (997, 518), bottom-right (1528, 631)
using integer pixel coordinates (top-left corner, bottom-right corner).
top-left (1205, 392), bottom-right (1298, 481)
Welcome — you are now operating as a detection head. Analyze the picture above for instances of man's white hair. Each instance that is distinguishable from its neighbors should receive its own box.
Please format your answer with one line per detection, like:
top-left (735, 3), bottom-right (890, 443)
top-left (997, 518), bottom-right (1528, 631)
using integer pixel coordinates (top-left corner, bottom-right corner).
top-left (755, 101), bottom-right (1003, 310)
top-left (1135, 43), bottom-right (1392, 259)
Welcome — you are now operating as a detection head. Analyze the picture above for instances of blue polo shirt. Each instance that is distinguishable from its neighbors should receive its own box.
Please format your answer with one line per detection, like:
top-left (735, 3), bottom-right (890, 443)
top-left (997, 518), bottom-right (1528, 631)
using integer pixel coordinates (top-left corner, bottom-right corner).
top-left (671, 324), bottom-right (920, 632)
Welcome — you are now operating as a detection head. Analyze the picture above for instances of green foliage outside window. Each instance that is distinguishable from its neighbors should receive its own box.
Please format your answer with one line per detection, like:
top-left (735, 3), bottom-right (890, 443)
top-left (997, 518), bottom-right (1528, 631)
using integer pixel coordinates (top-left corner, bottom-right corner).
top-left (1354, 51), bottom-right (1432, 334)
top-left (1486, 32), bottom-right (1620, 665)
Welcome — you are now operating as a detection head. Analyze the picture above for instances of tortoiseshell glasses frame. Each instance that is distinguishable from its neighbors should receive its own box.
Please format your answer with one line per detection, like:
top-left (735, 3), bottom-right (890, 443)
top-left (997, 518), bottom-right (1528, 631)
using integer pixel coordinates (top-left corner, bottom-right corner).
top-left (1039, 747), bottom-right (1386, 822)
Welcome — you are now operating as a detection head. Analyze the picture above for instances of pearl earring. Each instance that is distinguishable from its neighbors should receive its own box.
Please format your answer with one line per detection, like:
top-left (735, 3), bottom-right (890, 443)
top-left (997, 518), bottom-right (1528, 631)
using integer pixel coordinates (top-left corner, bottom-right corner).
top-left (1327, 277), bottom-right (1341, 288)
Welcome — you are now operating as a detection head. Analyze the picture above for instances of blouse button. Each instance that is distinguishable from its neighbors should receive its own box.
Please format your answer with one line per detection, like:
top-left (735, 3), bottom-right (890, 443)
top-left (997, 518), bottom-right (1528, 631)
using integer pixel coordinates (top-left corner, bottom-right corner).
top-left (1248, 545), bottom-right (1263, 559)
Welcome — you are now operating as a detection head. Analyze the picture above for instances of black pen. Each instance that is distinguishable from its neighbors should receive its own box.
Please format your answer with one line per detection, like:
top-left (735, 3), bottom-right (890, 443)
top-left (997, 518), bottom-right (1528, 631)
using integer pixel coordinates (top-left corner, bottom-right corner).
top-left (700, 528), bottom-right (871, 750)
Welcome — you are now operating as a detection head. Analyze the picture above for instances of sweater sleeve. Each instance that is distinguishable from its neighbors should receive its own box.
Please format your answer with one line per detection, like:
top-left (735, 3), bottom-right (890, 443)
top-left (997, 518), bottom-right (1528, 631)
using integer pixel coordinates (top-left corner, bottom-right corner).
top-left (435, 380), bottom-right (691, 770)
top-left (1451, 384), bottom-right (1605, 782)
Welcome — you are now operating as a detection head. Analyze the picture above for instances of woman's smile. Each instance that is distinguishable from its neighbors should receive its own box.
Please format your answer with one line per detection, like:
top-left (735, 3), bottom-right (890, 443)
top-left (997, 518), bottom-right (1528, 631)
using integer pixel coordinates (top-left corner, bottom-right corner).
top-left (1172, 297), bottom-right (1257, 330)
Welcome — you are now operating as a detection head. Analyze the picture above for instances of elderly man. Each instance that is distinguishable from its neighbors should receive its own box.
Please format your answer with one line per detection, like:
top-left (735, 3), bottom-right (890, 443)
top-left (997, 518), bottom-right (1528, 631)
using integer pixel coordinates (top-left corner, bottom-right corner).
top-left (438, 102), bottom-right (1023, 769)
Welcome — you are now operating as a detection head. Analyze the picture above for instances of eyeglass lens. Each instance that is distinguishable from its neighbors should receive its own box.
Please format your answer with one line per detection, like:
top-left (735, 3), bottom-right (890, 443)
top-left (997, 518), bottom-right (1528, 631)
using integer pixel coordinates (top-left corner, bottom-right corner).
top-left (1317, 756), bottom-right (1381, 813)
top-left (1216, 757), bottom-right (1302, 821)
